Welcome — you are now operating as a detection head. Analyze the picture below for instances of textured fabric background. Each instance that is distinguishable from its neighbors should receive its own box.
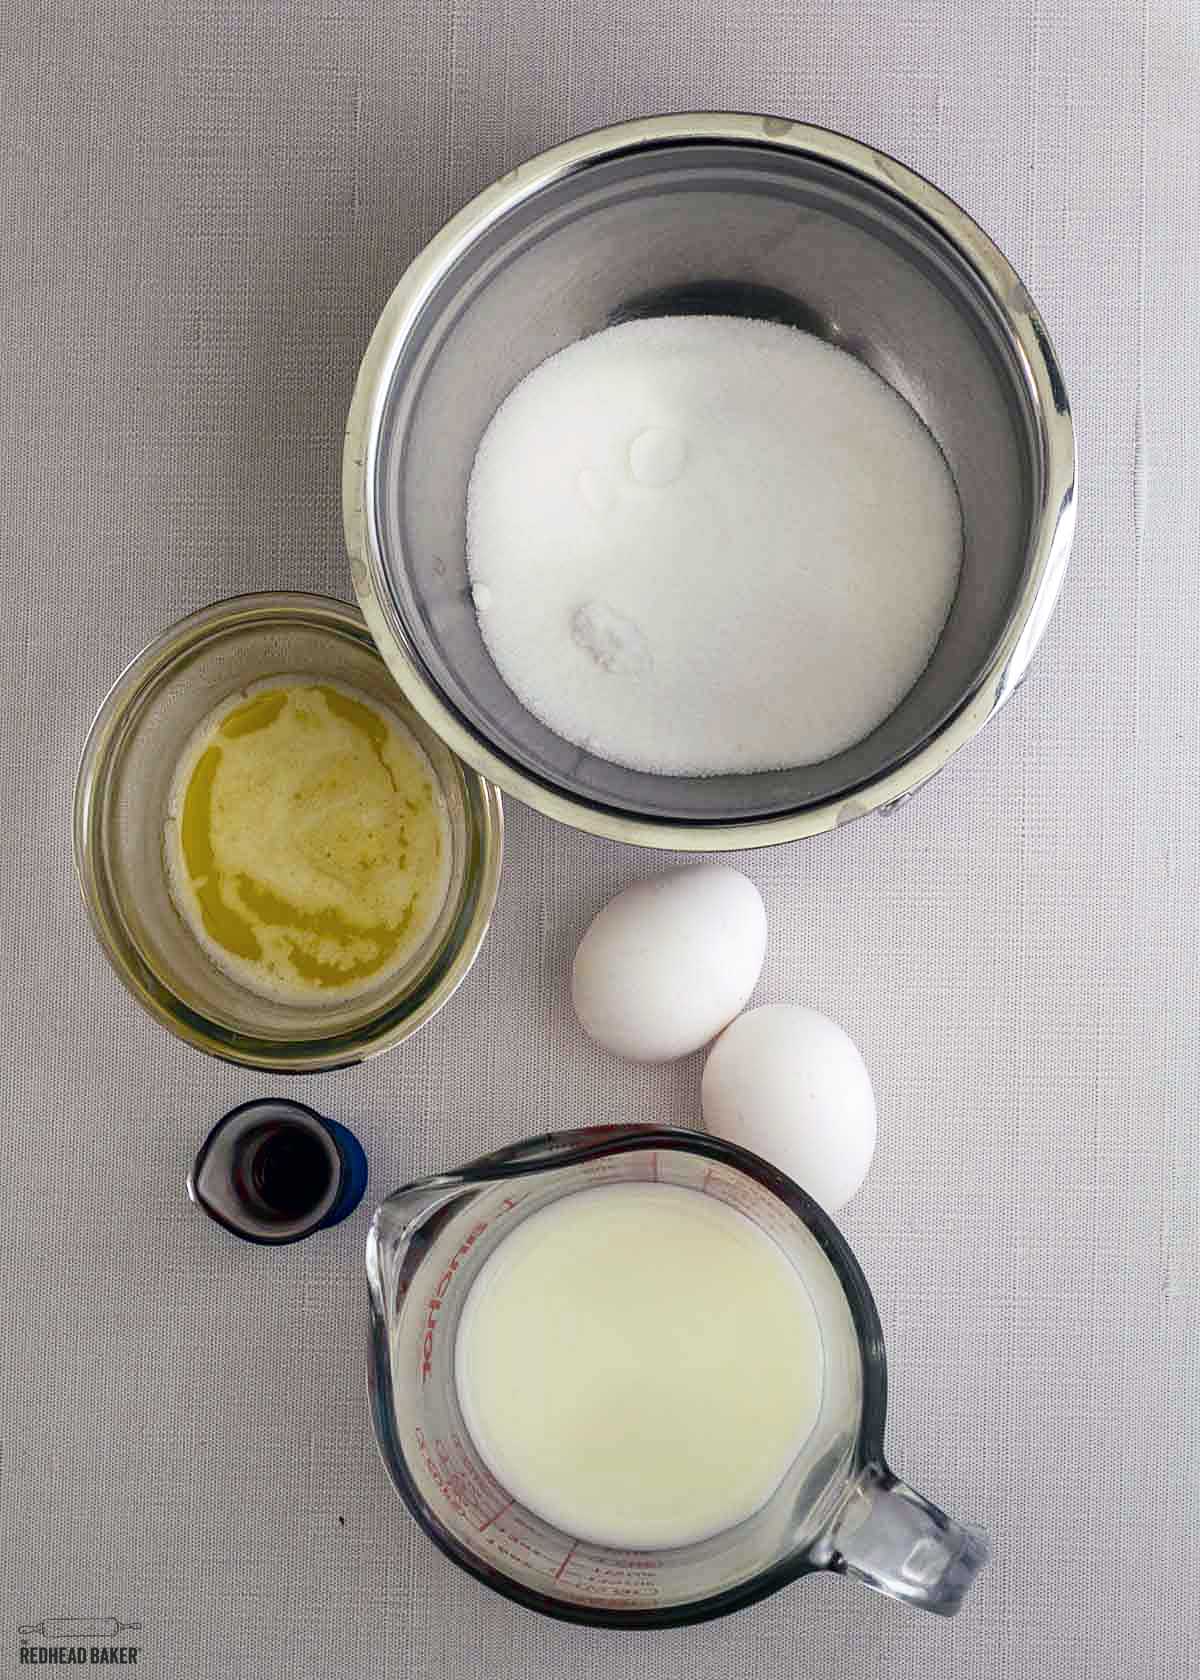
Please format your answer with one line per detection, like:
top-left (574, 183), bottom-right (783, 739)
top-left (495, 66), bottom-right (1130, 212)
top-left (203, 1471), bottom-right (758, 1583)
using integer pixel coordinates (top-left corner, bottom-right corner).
top-left (2, 2), bottom-right (1198, 1675)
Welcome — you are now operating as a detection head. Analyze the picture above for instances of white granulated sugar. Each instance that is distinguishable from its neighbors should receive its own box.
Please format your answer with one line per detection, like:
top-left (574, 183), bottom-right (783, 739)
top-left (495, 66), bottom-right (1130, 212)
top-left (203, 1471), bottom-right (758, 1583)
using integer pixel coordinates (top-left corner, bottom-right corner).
top-left (466, 316), bottom-right (963, 776)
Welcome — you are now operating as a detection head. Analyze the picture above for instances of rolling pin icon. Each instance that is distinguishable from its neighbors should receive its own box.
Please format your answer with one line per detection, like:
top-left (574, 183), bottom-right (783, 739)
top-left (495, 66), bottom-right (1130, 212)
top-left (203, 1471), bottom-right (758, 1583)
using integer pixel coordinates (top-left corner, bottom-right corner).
top-left (20, 1619), bottom-right (141, 1639)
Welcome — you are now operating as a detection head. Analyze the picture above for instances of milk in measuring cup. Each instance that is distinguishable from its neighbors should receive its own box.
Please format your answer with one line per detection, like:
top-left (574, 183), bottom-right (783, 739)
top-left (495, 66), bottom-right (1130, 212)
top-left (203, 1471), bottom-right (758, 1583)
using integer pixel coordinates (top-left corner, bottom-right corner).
top-left (453, 1182), bottom-right (823, 1549)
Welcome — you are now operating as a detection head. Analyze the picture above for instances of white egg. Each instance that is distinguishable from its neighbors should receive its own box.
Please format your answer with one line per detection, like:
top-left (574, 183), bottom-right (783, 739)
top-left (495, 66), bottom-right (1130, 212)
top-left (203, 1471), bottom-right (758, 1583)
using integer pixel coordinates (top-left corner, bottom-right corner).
top-left (701, 1005), bottom-right (876, 1212)
top-left (571, 865), bottom-right (767, 1063)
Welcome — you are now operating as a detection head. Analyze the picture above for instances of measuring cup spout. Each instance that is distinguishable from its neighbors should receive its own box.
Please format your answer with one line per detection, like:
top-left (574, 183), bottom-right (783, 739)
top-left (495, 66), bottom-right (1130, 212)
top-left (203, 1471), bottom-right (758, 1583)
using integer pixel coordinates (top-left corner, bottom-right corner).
top-left (820, 1464), bottom-right (989, 1616)
top-left (366, 1176), bottom-right (473, 1312)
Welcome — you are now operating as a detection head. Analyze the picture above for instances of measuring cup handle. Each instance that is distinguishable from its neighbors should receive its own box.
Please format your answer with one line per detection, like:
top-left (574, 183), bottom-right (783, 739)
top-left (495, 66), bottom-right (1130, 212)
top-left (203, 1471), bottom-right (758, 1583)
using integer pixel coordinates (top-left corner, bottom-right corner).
top-left (824, 1464), bottom-right (988, 1616)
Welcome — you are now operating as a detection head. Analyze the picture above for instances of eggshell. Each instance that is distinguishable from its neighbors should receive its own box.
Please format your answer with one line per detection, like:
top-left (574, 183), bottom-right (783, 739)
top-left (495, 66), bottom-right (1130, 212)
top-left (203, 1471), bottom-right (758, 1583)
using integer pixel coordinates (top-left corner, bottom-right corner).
top-left (701, 1005), bottom-right (876, 1212)
top-left (571, 865), bottom-right (767, 1063)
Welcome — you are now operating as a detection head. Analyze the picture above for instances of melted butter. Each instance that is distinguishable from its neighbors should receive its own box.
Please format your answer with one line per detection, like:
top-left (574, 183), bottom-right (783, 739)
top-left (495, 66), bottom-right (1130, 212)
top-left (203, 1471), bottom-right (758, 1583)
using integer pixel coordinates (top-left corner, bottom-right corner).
top-left (166, 680), bottom-right (450, 1002)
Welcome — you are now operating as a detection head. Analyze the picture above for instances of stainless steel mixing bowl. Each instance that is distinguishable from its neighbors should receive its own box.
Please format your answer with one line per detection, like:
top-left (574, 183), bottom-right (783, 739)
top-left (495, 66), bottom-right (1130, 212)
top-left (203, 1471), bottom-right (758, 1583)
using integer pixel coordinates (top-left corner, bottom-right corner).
top-left (344, 115), bottom-right (1075, 849)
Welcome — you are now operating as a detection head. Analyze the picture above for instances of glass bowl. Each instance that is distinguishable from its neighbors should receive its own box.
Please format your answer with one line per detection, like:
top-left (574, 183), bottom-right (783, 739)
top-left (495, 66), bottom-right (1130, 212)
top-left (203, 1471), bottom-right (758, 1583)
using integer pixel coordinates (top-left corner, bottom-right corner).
top-left (73, 592), bottom-right (503, 1072)
top-left (344, 114), bottom-right (1076, 849)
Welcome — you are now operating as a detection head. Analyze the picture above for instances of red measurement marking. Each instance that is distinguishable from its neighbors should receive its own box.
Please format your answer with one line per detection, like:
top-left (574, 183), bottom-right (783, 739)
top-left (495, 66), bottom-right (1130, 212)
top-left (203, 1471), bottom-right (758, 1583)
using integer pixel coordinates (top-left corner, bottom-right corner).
top-left (554, 1540), bottom-right (580, 1582)
top-left (420, 1218), bottom-right (491, 1381)
top-left (478, 1496), bottom-right (515, 1534)
top-left (451, 1434), bottom-right (510, 1500)
top-left (579, 1593), bottom-right (659, 1610)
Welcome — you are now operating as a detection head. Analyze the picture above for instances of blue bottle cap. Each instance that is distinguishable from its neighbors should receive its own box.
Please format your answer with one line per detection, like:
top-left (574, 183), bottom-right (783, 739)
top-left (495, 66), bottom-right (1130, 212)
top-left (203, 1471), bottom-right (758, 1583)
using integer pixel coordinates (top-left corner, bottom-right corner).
top-left (188, 1098), bottom-right (369, 1245)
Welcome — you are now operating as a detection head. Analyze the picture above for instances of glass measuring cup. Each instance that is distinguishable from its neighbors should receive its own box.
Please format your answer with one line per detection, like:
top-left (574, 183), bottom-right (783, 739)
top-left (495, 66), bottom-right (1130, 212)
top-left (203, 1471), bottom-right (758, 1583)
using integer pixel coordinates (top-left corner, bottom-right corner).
top-left (366, 1127), bottom-right (986, 1626)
